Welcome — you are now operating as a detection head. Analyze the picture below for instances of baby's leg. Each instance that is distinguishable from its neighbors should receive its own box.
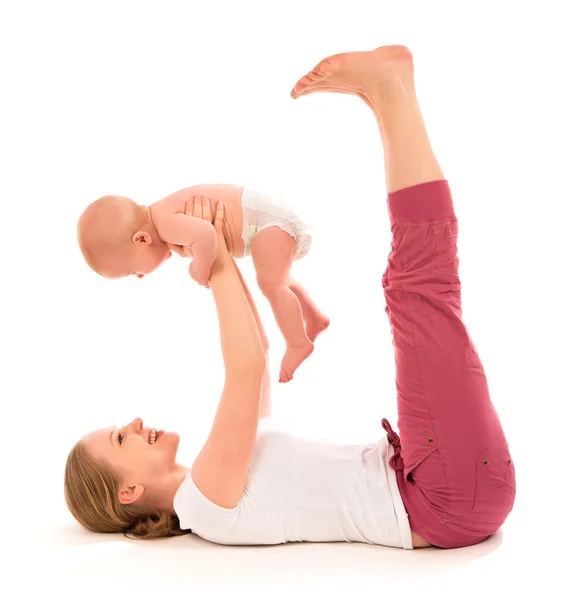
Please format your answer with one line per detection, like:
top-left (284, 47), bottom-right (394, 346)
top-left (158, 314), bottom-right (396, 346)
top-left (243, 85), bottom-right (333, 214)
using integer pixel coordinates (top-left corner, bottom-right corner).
top-left (251, 227), bottom-right (314, 383)
top-left (289, 279), bottom-right (330, 342)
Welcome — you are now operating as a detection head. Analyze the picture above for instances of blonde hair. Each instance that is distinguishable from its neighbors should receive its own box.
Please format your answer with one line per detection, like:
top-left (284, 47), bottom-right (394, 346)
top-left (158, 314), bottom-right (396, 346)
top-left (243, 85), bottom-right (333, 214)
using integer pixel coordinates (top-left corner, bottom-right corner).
top-left (64, 440), bottom-right (190, 540)
top-left (77, 195), bottom-right (147, 276)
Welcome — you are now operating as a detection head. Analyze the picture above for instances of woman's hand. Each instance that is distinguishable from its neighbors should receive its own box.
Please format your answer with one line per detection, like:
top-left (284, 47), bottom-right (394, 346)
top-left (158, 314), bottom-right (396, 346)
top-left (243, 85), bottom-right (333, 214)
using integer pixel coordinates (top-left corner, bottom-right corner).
top-left (181, 195), bottom-right (227, 259)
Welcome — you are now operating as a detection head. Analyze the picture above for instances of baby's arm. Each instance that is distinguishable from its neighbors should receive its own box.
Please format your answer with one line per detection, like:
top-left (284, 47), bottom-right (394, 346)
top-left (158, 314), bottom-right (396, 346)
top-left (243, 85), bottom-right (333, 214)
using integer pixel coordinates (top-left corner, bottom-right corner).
top-left (158, 214), bottom-right (218, 288)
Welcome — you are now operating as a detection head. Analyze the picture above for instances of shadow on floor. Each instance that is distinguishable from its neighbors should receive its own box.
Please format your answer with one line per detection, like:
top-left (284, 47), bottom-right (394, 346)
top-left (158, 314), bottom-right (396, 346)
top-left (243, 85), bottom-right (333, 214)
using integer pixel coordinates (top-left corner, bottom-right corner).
top-left (34, 521), bottom-right (504, 586)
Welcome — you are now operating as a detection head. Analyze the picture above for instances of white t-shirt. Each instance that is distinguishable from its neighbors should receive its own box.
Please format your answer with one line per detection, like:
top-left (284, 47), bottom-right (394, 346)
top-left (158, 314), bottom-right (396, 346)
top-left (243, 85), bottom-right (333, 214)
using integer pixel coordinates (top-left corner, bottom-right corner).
top-left (173, 422), bottom-right (413, 549)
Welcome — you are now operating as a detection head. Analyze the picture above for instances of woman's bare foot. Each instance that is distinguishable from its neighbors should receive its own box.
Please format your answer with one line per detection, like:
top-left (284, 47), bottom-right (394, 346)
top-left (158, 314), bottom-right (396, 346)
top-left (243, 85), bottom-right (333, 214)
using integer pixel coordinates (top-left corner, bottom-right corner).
top-left (279, 339), bottom-right (315, 383)
top-left (290, 45), bottom-right (414, 101)
top-left (292, 84), bottom-right (384, 126)
top-left (305, 314), bottom-right (330, 343)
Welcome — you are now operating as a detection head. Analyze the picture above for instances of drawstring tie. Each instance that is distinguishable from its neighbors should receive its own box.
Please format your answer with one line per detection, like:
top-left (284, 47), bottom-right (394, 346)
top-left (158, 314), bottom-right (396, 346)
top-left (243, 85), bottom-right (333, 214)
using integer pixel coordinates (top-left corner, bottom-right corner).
top-left (382, 417), bottom-right (404, 471)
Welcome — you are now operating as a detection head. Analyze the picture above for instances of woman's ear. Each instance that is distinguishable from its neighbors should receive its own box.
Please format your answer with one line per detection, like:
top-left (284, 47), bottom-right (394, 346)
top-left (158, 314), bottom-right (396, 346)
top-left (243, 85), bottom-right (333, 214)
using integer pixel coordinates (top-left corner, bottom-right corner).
top-left (119, 484), bottom-right (145, 505)
top-left (132, 231), bottom-right (152, 245)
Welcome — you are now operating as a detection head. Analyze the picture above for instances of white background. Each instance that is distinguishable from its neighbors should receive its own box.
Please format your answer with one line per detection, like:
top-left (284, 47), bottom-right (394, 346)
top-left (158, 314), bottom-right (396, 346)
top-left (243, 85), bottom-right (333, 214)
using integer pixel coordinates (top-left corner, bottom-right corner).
top-left (1, 0), bottom-right (578, 597)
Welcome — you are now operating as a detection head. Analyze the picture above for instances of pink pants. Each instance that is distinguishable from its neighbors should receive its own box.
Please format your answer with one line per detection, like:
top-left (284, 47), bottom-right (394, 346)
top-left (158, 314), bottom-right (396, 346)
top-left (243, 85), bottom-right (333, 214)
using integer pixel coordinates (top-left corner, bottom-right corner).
top-left (381, 180), bottom-right (516, 549)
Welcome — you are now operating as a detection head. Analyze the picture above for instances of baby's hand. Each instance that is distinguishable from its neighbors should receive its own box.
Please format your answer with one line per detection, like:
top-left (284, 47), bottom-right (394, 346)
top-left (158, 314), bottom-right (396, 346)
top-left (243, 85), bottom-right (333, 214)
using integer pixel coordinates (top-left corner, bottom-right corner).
top-left (189, 260), bottom-right (211, 289)
top-left (185, 195), bottom-right (220, 288)
top-left (171, 196), bottom-right (212, 260)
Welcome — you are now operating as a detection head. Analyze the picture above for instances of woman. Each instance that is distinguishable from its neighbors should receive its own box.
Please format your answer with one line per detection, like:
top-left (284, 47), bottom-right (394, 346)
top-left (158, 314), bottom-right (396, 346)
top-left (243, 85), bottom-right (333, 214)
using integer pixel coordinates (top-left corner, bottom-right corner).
top-left (65, 44), bottom-right (515, 550)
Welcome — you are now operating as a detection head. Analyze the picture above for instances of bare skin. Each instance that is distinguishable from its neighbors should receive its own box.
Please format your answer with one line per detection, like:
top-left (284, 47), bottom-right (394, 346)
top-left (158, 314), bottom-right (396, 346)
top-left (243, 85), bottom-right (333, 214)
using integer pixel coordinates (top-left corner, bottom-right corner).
top-left (290, 44), bottom-right (442, 549)
top-left (175, 196), bottom-right (329, 384)
top-left (290, 279), bottom-right (330, 342)
top-left (79, 184), bottom-right (329, 382)
top-left (291, 45), bottom-right (443, 191)
top-left (158, 187), bottom-right (329, 382)
top-left (77, 195), bottom-right (173, 279)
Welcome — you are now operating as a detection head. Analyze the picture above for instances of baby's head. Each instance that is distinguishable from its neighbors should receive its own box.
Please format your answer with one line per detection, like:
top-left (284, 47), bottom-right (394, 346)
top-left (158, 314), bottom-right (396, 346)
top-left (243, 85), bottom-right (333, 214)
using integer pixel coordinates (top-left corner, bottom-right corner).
top-left (78, 195), bottom-right (171, 279)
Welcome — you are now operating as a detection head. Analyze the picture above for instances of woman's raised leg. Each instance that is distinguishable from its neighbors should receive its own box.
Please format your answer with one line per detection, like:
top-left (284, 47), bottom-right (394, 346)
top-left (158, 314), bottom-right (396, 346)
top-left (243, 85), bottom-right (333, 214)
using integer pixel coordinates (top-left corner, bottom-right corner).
top-left (291, 45), bottom-right (443, 193)
top-left (291, 46), bottom-right (515, 549)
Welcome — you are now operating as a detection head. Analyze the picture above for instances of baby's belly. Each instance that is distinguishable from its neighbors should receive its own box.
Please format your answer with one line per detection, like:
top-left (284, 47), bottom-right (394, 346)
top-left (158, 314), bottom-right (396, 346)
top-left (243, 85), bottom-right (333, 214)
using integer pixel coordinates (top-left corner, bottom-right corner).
top-left (188, 184), bottom-right (245, 258)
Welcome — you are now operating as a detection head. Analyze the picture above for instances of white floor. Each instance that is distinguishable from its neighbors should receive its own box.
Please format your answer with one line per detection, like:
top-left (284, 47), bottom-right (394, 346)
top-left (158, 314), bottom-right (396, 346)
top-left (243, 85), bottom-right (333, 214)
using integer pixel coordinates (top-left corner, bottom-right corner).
top-left (11, 501), bottom-right (568, 599)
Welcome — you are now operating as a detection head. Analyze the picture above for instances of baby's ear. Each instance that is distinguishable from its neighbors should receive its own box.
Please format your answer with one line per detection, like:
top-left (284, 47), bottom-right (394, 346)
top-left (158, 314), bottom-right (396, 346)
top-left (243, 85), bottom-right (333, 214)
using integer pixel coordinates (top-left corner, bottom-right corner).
top-left (132, 231), bottom-right (152, 245)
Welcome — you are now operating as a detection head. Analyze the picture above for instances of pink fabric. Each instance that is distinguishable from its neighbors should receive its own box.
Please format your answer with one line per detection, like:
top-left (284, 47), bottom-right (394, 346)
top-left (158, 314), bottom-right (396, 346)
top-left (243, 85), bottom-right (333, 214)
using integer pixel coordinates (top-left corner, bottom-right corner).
top-left (381, 180), bottom-right (516, 549)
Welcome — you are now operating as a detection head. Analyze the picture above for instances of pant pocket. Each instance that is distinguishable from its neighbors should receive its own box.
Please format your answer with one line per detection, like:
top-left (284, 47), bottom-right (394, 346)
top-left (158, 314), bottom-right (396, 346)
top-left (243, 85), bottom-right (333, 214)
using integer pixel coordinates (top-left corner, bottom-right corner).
top-left (472, 448), bottom-right (516, 518)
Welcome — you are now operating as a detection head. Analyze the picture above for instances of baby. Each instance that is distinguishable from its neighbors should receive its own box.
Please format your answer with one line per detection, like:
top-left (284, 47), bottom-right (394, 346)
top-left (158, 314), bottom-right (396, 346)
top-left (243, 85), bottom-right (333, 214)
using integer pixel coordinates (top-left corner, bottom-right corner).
top-left (77, 184), bottom-right (330, 382)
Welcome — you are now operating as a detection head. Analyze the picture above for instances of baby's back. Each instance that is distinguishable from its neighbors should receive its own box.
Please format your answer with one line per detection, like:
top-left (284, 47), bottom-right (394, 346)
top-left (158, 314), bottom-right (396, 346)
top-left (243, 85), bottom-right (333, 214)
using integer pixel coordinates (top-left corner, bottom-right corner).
top-left (151, 184), bottom-right (245, 257)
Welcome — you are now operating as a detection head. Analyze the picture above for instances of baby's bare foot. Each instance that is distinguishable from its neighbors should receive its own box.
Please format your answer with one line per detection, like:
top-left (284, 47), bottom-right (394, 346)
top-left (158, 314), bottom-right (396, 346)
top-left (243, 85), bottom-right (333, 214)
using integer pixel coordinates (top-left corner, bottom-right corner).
top-left (290, 45), bottom-right (413, 100)
top-left (305, 314), bottom-right (330, 343)
top-left (279, 339), bottom-right (315, 383)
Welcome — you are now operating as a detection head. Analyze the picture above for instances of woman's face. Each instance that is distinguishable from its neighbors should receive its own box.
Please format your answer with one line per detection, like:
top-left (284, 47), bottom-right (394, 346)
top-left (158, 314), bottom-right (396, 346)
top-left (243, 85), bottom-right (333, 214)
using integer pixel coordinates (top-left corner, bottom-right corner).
top-left (82, 418), bottom-right (181, 505)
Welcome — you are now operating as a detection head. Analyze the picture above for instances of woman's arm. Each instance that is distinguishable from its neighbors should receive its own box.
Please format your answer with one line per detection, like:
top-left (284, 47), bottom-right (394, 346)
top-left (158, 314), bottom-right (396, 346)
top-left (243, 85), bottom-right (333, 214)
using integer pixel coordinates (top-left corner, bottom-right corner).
top-left (176, 196), bottom-right (265, 373)
top-left (210, 252), bottom-right (265, 374)
top-left (231, 259), bottom-right (272, 419)
top-left (175, 197), bottom-right (271, 415)
top-left (189, 198), bottom-right (266, 509)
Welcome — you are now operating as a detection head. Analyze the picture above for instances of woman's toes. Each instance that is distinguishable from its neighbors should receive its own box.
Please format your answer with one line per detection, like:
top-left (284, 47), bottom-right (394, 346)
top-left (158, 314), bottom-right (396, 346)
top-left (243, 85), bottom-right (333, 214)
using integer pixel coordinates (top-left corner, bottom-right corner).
top-left (293, 73), bottom-right (324, 97)
top-left (291, 80), bottom-right (311, 97)
top-left (314, 58), bottom-right (335, 76)
top-left (308, 69), bottom-right (328, 83)
top-left (290, 59), bottom-right (337, 98)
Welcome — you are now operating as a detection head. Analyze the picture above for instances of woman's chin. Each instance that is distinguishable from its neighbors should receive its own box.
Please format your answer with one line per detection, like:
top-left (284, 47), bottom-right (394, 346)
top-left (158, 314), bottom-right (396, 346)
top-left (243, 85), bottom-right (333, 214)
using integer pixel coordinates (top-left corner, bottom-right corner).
top-left (159, 430), bottom-right (179, 445)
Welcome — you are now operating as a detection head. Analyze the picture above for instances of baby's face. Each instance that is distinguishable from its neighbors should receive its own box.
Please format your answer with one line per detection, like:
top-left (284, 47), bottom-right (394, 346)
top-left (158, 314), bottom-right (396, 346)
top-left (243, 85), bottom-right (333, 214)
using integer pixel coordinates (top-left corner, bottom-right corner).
top-left (130, 244), bottom-right (172, 279)
top-left (106, 244), bottom-right (172, 279)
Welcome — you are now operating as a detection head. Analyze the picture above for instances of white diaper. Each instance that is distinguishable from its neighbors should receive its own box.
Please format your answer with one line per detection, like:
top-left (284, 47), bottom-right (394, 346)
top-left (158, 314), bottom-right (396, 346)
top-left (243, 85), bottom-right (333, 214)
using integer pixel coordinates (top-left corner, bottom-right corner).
top-left (240, 187), bottom-right (313, 260)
